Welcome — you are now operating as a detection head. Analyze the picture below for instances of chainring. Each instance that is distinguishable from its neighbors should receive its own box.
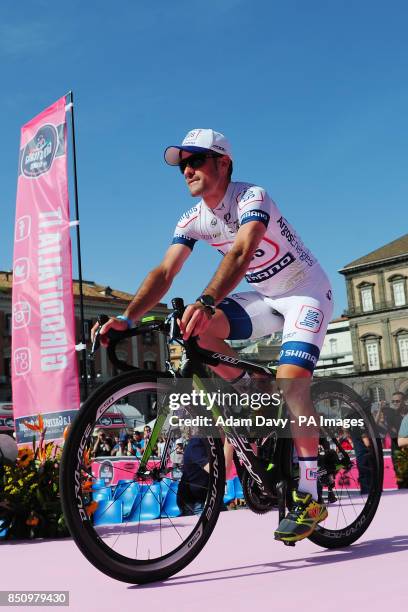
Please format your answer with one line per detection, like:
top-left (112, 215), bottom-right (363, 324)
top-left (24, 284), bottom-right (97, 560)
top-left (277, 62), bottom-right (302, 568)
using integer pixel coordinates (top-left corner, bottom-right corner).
top-left (242, 470), bottom-right (278, 514)
top-left (241, 433), bottom-right (279, 514)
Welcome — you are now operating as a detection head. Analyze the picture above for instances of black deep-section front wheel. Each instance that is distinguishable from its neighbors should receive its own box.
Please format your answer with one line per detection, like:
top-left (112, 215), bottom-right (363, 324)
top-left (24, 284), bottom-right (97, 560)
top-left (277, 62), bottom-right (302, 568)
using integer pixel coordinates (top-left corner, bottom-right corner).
top-left (60, 370), bottom-right (225, 584)
top-left (284, 380), bottom-right (383, 548)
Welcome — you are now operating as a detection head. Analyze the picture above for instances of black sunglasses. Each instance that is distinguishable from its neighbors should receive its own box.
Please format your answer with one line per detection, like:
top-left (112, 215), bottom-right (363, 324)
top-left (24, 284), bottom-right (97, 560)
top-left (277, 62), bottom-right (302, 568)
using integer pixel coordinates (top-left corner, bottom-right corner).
top-left (178, 153), bottom-right (221, 174)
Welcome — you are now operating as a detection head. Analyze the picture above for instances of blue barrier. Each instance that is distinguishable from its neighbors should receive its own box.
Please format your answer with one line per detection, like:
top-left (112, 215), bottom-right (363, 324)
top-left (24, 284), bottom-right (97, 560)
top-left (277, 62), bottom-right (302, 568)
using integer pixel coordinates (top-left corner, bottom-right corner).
top-left (93, 478), bottom-right (246, 526)
top-left (114, 482), bottom-right (141, 517)
top-left (92, 478), bottom-right (106, 490)
top-left (223, 479), bottom-right (235, 505)
top-left (233, 476), bottom-right (244, 499)
top-left (93, 499), bottom-right (123, 526)
top-left (160, 480), bottom-right (181, 518)
top-left (128, 484), bottom-right (160, 521)
top-left (92, 486), bottom-right (112, 502)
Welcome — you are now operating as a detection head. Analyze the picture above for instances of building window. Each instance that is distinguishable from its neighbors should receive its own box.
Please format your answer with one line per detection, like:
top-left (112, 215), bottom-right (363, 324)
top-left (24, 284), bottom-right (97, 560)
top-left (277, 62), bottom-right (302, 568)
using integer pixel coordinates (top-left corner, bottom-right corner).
top-left (399, 337), bottom-right (408, 367)
top-left (366, 342), bottom-right (380, 371)
top-left (369, 386), bottom-right (385, 403)
top-left (392, 280), bottom-right (406, 307)
top-left (143, 331), bottom-right (154, 346)
top-left (361, 287), bottom-right (373, 312)
top-left (144, 360), bottom-right (157, 370)
top-left (329, 338), bottom-right (338, 354)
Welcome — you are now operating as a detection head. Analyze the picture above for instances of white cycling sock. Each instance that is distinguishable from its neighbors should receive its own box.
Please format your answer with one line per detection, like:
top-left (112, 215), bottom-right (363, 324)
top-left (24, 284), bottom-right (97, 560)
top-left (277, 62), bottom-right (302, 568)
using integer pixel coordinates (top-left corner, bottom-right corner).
top-left (298, 457), bottom-right (318, 500)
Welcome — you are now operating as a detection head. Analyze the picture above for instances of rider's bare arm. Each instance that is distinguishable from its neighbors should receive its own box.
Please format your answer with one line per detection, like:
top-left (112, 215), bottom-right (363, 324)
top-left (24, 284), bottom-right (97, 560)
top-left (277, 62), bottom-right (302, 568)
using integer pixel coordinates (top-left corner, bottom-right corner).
top-left (123, 243), bottom-right (191, 322)
top-left (203, 220), bottom-right (267, 302)
top-left (92, 244), bottom-right (191, 342)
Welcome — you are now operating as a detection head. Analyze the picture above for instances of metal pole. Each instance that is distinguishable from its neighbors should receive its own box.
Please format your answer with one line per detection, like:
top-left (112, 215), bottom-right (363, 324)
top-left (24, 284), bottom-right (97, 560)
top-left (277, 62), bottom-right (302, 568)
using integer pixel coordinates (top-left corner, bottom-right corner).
top-left (66, 90), bottom-right (88, 399)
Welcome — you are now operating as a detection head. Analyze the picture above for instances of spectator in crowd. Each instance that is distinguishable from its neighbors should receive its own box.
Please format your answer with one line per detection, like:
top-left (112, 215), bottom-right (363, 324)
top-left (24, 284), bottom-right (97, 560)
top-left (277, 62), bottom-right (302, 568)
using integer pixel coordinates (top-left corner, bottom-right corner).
top-left (349, 427), bottom-right (372, 494)
top-left (143, 425), bottom-right (151, 447)
top-left (338, 428), bottom-right (353, 450)
top-left (137, 426), bottom-right (151, 450)
top-left (171, 440), bottom-right (184, 467)
top-left (130, 432), bottom-right (143, 452)
top-left (398, 412), bottom-right (408, 448)
top-left (92, 430), bottom-right (112, 457)
top-left (132, 430), bottom-right (143, 449)
top-left (373, 402), bottom-right (392, 449)
top-left (385, 392), bottom-right (408, 475)
top-left (177, 437), bottom-right (209, 515)
top-left (157, 435), bottom-right (166, 458)
top-left (126, 435), bottom-right (141, 457)
top-left (111, 433), bottom-right (133, 456)
top-left (111, 434), bottom-right (123, 456)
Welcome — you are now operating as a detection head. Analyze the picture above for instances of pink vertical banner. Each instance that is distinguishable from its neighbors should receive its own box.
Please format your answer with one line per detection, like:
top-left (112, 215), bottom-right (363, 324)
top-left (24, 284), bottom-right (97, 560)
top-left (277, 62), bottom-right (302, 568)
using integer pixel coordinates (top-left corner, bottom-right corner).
top-left (12, 96), bottom-right (80, 444)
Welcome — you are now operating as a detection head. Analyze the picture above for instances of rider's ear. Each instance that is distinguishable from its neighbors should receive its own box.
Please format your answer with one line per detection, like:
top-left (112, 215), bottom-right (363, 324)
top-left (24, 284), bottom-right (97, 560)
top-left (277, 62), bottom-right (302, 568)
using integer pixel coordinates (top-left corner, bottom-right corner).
top-left (218, 155), bottom-right (230, 175)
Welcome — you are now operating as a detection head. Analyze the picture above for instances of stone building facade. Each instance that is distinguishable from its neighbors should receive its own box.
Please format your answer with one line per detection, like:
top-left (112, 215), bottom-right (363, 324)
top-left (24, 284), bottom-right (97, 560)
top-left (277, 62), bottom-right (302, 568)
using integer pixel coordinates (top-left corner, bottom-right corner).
top-left (314, 317), bottom-right (354, 377)
top-left (338, 234), bottom-right (408, 401)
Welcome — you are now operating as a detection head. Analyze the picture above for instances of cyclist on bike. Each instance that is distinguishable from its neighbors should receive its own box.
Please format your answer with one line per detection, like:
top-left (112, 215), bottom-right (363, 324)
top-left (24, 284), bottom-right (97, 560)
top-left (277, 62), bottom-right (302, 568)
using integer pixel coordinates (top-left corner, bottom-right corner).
top-left (93, 128), bottom-right (333, 543)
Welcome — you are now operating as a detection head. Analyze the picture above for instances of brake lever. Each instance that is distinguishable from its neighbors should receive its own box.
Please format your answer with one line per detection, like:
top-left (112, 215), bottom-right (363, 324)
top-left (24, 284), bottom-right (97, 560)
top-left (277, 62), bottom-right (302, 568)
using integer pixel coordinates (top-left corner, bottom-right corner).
top-left (91, 314), bottom-right (108, 354)
top-left (167, 312), bottom-right (183, 344)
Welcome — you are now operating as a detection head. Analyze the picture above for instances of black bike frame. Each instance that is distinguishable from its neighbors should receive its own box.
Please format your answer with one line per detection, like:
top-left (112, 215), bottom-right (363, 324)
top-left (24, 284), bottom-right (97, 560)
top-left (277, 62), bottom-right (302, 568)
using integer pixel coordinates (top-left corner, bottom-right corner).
top-left (96, 304), bottom-right (290, 500)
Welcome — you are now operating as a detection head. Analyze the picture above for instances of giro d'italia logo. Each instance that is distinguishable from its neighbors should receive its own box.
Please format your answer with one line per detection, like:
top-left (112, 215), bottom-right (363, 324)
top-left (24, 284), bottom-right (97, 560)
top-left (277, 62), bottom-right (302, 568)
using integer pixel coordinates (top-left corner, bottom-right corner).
top-left (21, 124), bottom-right (58, 178)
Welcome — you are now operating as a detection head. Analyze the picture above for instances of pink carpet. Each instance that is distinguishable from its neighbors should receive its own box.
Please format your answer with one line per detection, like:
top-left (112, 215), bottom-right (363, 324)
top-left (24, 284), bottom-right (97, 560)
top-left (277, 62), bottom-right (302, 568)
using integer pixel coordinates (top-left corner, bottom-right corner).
top-left (1, 490), bottom-right (407, 611)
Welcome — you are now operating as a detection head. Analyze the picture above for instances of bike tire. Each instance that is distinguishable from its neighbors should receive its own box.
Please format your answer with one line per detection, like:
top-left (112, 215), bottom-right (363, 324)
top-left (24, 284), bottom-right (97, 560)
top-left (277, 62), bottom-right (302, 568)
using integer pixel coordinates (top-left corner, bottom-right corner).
top-left (60, 370), bottom-right (225, 584)
top-left (298, 380), bottom-right (383, 548)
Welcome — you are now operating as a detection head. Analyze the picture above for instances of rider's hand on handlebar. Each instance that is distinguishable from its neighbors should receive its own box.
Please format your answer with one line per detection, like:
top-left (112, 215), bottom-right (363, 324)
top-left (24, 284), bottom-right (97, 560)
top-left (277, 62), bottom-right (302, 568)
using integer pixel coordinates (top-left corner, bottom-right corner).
top-left (91, 317), bottom-right (130, 347)
top-left (180, 302), bottom-right (212, 340)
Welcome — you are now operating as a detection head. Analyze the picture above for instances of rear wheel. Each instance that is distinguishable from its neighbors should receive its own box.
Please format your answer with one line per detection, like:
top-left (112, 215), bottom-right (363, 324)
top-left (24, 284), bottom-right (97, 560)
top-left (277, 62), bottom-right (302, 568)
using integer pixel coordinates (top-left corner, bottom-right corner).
top-left (60, 370), bottom-right (225, 584)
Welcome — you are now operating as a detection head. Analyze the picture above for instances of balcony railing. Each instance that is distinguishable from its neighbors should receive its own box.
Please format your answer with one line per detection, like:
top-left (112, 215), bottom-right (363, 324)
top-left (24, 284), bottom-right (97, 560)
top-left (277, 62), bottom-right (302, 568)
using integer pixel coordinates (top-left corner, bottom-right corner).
top-left (344, 299), bottom-right (408, 317)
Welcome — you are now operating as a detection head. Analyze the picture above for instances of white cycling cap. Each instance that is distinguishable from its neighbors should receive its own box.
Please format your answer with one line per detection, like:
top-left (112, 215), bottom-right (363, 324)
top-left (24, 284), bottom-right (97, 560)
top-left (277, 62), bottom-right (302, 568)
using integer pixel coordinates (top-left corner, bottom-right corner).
top-left (164, 129), bottom-right (233, 165)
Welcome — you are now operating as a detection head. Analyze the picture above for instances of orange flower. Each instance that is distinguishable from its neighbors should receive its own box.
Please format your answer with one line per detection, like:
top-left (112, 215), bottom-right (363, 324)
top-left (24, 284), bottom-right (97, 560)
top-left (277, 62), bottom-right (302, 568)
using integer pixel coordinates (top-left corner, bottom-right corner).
top-left (22, 413), bottom-right (45, 433)
top-left (82, 480), bottom-right (93, 492)
top-left (23, 420), bottom-right (41, 432)
top-left (18, 447), bottom-right (34, 468)
top-left (83, 448), bottom-right (92, 468)
top-left (26, 513), bottom-right (40, 526)
top-left (86, 501), bottom-right (99, 517)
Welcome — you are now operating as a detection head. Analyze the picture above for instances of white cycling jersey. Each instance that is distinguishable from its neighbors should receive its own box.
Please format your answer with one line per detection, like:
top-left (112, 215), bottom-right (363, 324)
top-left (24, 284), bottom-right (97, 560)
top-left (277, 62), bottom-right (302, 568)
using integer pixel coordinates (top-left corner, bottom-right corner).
top-left (172, 181), bottom-right (323, 298)
top-left (172, 180), bottom-right (333, 372)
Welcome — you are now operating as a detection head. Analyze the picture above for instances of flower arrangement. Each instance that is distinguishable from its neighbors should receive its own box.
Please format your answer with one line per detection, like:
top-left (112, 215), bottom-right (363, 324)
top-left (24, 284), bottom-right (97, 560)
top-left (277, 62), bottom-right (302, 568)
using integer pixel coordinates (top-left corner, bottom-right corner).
top-left (0, 415), bottom-right (69, 539)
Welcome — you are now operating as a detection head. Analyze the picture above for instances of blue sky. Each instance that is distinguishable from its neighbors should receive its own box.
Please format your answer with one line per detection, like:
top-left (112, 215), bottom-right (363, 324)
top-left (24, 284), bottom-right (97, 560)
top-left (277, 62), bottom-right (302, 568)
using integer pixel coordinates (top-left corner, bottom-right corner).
top-left (1, 1), bottom-right (407, 318)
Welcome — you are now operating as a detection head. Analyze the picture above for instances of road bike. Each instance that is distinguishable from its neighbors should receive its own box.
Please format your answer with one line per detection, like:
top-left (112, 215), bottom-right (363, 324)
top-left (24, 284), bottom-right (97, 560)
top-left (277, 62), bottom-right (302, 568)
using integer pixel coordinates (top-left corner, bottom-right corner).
top-left (60, 298), bottom-right (383, 584)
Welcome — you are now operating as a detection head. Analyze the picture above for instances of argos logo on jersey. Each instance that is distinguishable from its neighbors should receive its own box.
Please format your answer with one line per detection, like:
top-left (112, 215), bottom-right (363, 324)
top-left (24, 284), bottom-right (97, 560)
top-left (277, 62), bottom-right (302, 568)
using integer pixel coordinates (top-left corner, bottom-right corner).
top-left (177, 206), bottom-right (198, 228)
top-left (295, 306), bottom-right (324, 333)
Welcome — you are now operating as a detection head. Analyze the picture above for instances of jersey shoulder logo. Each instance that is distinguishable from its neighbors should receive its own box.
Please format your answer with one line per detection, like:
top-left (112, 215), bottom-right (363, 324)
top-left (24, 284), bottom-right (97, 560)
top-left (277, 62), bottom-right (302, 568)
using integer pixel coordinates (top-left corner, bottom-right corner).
top-left (177, 205), bottom-right (199, 228)
top-left (236, 185), bottom-right (264, 209)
